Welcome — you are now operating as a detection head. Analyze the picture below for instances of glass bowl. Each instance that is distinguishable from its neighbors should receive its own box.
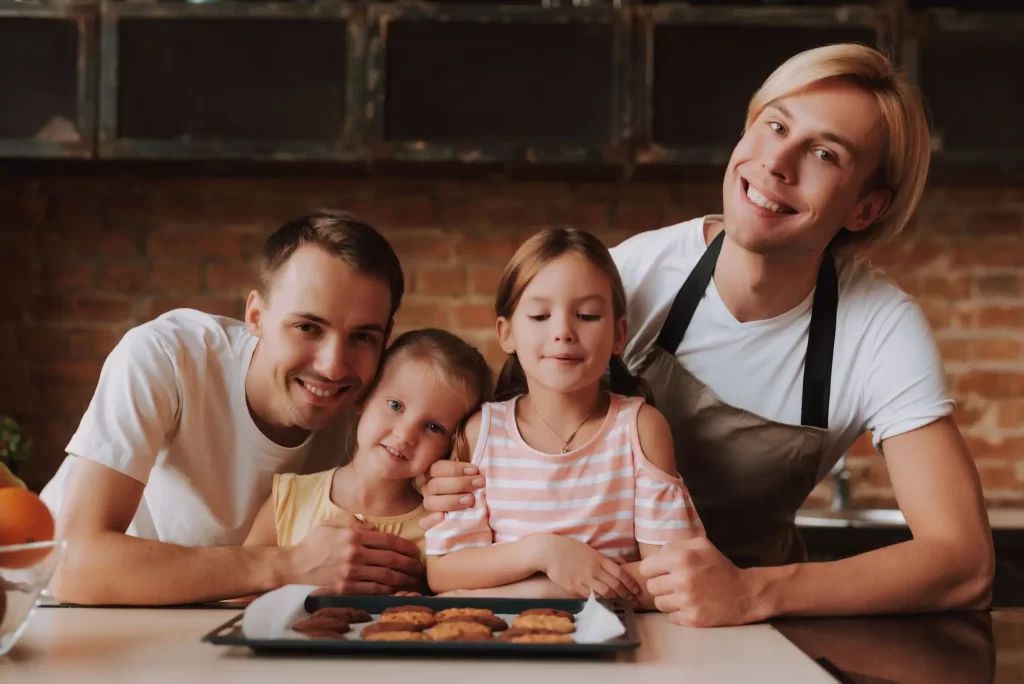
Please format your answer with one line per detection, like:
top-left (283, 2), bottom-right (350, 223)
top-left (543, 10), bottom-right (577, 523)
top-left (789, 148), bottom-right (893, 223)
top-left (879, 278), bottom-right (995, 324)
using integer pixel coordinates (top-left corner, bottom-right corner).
top-left (0, 539), bottom-right (66, 657)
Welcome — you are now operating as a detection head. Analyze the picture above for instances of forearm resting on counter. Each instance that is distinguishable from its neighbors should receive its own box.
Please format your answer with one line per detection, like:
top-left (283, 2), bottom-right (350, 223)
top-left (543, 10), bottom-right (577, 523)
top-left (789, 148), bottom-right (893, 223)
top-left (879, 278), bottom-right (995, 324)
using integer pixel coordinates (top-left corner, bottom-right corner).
top-left (52, 531), bottom-right (286, 606)
top-left (426, 540), bottom-right (541, 595)
top-left (755, 536), bottom-right (994, 620)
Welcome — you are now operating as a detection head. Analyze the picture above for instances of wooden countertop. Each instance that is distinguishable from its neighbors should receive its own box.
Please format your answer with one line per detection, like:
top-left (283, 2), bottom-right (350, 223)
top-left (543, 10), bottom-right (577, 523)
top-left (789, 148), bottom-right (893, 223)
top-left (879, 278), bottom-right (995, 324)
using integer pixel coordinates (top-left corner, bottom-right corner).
top-left (1, 607), bottom-right (836, 683)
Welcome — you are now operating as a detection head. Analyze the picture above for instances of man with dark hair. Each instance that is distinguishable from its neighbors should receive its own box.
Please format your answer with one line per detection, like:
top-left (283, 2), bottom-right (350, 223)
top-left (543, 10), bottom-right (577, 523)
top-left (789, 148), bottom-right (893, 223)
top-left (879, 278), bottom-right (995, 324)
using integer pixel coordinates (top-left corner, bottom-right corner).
top-left (42, 210), bottom-right (423, 605)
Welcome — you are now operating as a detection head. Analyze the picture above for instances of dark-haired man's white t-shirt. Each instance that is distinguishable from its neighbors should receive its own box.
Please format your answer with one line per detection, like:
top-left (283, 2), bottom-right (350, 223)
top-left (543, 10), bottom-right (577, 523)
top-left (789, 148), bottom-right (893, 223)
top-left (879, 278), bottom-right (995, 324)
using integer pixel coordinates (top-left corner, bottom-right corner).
top-left (610, 216), bottom-right (954, 479)
top-left (40, 309), bottom-right (351, 546)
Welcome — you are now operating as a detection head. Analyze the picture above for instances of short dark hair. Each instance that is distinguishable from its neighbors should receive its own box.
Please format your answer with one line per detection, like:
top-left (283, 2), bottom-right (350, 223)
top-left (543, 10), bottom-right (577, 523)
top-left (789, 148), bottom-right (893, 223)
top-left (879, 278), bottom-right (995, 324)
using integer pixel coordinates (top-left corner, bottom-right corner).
top-left (260, 209), bottom-right (404, 319)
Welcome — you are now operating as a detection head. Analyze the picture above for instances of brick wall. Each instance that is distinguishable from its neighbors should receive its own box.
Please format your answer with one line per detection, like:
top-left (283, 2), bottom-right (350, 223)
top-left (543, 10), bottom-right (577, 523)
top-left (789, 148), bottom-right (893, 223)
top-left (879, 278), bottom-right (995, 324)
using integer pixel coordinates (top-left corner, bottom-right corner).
top-left (1, 170), bottom-right (1022, 505)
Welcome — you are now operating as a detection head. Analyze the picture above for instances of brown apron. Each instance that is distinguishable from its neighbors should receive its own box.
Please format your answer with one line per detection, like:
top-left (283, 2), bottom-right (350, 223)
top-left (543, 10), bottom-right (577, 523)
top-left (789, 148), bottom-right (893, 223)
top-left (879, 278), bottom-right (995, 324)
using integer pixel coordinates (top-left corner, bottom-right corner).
top-left (636, 229), bottom-right (838, 568)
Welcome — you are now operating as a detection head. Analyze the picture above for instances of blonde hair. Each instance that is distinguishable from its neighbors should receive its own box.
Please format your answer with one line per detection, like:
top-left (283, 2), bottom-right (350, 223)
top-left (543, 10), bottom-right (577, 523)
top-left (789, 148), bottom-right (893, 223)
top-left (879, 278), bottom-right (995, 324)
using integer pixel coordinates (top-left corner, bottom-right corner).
top-left (350, 328), bottom-right (494, 465)
top-left (744, 43), bottom-right (931, 253)
top-left (493, 227), bottom-right (652, 404)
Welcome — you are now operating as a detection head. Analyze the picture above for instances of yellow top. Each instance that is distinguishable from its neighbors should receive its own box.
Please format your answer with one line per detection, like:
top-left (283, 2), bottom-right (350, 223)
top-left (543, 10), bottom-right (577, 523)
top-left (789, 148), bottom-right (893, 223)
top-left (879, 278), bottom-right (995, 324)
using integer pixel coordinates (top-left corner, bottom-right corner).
top-left (272, 468), bottom-right (427, 561)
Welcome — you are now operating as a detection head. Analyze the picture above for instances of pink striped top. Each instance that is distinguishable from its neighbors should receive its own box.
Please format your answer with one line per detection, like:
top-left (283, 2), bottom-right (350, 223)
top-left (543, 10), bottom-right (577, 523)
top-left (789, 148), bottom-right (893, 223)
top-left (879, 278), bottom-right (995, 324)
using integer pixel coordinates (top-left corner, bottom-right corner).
top-left (425, 393), bottom-right (704, 563)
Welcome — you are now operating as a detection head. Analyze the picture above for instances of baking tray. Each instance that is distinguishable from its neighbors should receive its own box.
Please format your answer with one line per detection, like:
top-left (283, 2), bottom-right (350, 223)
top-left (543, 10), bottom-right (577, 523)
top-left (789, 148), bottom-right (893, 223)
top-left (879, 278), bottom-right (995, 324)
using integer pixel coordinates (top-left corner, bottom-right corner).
top-left (202, 594), bottom-right (640, 656)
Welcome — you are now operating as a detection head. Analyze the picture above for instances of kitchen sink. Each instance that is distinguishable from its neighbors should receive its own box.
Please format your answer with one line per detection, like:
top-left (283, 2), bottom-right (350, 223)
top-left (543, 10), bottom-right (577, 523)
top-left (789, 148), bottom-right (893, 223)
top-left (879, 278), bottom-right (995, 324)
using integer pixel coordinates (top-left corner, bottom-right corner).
top-left (795, 508), bottom-right (907, 528)
top-left (797, 507), bottom-right (1024, 530)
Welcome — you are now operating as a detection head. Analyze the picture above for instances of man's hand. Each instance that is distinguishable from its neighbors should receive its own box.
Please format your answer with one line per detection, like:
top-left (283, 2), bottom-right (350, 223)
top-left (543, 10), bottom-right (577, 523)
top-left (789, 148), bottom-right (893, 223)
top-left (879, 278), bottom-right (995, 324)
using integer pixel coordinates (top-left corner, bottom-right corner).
top-left (285, 517), bottom-right (423, 595)
top-left (640, 537), bottom-right (763, 627)
top-left (538, 536), bottom-right (642, 601)
top-left (418, 459), bottom-right (485, 531)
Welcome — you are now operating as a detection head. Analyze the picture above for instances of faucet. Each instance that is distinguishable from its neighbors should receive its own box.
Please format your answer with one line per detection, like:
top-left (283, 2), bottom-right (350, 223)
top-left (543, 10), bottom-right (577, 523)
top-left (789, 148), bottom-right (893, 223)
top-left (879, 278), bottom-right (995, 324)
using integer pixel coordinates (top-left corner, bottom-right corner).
top-left (831, 454), bottom-right (850, 512)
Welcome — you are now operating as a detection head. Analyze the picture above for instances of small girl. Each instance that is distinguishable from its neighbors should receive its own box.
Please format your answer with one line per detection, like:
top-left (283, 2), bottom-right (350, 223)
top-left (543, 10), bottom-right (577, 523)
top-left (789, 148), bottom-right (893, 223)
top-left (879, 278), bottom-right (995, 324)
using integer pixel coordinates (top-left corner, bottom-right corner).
top-left (245, 328), bottom-right (493, 580)
top-left (425, 228), bottom-right (704, 604)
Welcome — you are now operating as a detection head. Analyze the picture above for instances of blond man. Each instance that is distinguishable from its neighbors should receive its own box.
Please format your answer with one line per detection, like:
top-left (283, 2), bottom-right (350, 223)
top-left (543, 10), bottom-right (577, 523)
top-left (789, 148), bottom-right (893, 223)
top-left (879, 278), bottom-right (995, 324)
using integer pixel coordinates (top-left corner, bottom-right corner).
top-left (421, 44), bottom-right (993, 625)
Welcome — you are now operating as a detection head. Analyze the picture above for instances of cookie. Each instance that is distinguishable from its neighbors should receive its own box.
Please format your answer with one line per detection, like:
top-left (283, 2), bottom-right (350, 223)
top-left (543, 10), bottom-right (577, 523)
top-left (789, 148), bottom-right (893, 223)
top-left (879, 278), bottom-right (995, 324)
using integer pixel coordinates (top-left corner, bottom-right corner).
top-left (311, 607), bottom-right (372, 623)
top-left (512, 614), bottom-right (576, 634)
top-left (434, 607), bottom-right (495, 621)
top-left (435, 632), bottom-right (492, 642)
top-left (498, 627), bottom-right (560, 641)
top-left (509, 633), bottom-right (575, 644)
top-left (382, 605), bottom-right (434, 616)
top-left (427, 620), bottom-right (494, 641)
top-left (364, 630), bottom-right (429, 642)
top-left (519, 608), bottom-right (575, 622)
top-left (291, 615), bottom-right (350, 634)
top-left (361, 621), bottom-right (429, 636)
top-left (378, 611), bottom-right (437, 628)
top-left (447, 614), bottom-right (508, 632)
top-left (298, 630), bottom-right (348, 641)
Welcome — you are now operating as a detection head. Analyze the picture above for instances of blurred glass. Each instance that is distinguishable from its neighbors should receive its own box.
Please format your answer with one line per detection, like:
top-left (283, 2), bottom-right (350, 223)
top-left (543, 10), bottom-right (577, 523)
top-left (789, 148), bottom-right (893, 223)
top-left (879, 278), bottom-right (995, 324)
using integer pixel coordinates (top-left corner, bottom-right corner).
top-left (0, 540), bottom-right (67, 657)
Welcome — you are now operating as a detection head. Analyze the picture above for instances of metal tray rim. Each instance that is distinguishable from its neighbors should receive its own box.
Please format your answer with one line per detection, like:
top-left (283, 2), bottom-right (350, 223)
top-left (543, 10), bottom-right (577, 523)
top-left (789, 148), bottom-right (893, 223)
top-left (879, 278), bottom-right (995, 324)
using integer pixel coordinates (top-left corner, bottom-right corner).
top-left (201, 594), bottom-right (640, 656)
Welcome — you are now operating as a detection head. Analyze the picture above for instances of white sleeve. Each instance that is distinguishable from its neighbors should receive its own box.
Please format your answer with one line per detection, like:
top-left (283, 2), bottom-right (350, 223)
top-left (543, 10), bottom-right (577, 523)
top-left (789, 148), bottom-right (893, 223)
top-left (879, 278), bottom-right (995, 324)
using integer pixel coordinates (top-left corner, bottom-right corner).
top-left (610, 229), bottom-right (671, 372)
top-left (65, 326), bottom-right (181, 484)
top-left (861, 301), bottom-right (955, 452)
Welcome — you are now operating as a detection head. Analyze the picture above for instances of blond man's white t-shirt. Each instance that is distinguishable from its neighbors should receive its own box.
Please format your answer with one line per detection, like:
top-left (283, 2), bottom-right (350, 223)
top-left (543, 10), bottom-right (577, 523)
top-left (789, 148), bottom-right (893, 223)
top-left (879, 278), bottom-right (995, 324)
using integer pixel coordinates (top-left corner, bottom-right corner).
top-left (40, 309), bottom-right (351, 546)
top-left (610, 217), bottom-right (955, 479)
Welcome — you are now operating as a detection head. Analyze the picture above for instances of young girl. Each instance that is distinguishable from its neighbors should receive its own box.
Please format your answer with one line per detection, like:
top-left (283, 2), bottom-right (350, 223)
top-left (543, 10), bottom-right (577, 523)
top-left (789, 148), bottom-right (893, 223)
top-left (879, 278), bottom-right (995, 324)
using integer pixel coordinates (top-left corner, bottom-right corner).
top-left (245, 328), bottom-right (493, 579)
top-left (425, 228), bottom-right (704, 605)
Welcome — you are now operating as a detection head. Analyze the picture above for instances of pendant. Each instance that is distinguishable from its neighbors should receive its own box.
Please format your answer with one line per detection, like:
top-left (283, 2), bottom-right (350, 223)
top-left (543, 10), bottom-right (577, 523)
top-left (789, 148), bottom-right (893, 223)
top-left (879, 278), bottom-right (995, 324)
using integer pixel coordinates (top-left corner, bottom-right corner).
top-left (561, 445), bottom-right (569, 454)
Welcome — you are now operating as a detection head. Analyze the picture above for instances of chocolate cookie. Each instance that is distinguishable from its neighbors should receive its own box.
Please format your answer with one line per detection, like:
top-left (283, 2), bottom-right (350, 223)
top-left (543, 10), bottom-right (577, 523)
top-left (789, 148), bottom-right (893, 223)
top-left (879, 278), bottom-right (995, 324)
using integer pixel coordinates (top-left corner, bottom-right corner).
top-left (498, 627), bottom-right (560, 641)
top-left (519, 608), bottom-right (575, 622)
top-left (434, 607), bottom-right (495, 621)
top-left (292, 615), bottom-right (350, 634)
top-left (382, 605), bottom-right (434, 616)
top-left (427, 620), bottom-right (494, 641)
top-left (364, 630), bottom-right (429, 642)
top-left (509, 633), bottom-right (575, 644)
top-left (361, 621), bottom-right (429, 636)
top-left (311, 607), bottom-right (372, 623)
top-left (378, 611), bottom-right (437, 628)
top-left (447, 614), bottom-right (508, 632)
top-left (511, 614), bottom-right (576, 634)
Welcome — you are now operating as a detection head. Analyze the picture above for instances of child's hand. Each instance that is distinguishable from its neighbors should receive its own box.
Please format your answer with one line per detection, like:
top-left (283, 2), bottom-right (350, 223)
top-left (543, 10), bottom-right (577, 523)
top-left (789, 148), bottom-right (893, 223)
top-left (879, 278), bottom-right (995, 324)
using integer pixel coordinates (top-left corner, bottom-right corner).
top-left (537, 536), bottom-right (642, 601)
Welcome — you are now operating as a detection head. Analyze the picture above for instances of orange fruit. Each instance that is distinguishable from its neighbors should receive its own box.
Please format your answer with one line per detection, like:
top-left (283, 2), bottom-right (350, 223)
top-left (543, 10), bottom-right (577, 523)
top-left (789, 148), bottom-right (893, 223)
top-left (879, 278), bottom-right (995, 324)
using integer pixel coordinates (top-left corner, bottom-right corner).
top-left (0, 488), bottom-right (55, 568)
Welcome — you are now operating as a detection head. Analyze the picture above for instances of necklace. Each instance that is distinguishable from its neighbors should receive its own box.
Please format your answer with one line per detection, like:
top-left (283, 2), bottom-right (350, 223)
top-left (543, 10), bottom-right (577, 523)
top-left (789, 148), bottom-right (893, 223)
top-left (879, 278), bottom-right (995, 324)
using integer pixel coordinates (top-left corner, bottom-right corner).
top-left (527, 395), bottom-right (599, 454)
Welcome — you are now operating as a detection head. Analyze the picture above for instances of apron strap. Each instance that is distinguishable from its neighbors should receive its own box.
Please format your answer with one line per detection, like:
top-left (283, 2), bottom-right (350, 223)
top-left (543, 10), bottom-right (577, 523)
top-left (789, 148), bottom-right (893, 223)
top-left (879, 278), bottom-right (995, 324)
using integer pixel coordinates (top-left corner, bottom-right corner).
top-left (654, 230), bottom-right (725, 355)
top-left (653, 228), bottom-right (838, 430)
top-left (801, 252), bottom-right (838, 430)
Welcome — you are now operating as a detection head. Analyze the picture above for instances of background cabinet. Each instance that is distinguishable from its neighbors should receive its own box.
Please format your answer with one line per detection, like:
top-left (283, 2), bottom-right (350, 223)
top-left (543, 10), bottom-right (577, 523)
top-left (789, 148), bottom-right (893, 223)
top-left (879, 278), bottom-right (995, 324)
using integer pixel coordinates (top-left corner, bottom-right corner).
top-left (0, 0), bottom-right (96, 159)
top-left (98, 0), bottom-right (362, 161)
top-left (365, 2), bottom-right (631, 164)
top-left (0, 0), bottom-right (1021, 173)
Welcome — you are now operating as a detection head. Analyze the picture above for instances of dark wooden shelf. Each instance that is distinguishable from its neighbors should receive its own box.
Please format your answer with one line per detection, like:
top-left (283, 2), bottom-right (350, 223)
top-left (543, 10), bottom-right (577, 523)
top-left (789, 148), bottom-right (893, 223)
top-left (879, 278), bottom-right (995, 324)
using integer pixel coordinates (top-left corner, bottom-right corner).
top-left (906, 9), bottom-right (1024, 172)
top-left (364, 2), bottom-right (631, 165)
top-left (0, 0), bottom-right (97, 159)
top-left (634, 3), bottom-right (890, 166)
top-left (97, 0), bottom-right (363, 161)
top-left (0, 0), bottom-right (1022, 174)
